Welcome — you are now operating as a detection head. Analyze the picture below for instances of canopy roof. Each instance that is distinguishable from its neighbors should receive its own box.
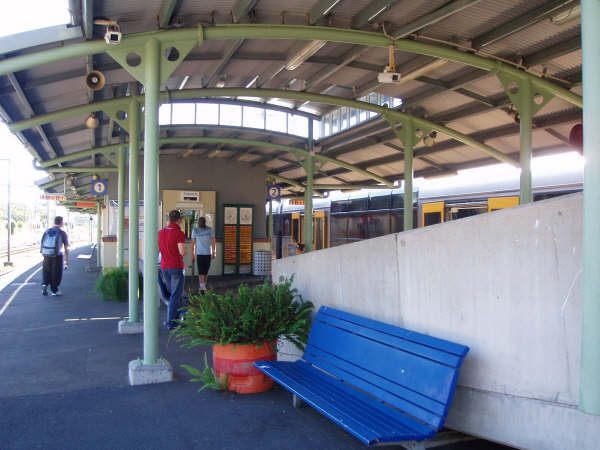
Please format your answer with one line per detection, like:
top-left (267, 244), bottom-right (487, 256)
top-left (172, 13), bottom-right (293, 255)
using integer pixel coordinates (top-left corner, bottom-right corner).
top-left (0, 0), bottom-right (582, 198)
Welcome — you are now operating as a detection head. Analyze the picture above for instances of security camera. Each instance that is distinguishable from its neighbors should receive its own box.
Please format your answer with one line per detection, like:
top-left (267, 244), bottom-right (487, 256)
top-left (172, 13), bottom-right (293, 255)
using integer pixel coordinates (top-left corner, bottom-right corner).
top-left (95, 19), bottom-right (122, 45)
top-left (104, 23), bottom-right (122, 44)
top-left (377, 70), bottom-right (402, 84)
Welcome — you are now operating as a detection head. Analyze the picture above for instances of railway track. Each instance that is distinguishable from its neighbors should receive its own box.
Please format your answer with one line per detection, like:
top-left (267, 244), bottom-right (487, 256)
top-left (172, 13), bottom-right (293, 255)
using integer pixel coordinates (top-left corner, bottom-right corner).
top-left (0, 243), bottom-right (40, 259)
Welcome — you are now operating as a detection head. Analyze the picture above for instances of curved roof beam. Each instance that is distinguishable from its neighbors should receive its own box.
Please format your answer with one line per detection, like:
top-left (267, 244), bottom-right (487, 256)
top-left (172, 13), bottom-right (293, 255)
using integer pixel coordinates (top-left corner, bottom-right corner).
top-left (10, 87), bottom-right (519, 167)
top-left (0, 25), bottom-right (581, 108)
top-left (38, 137), bottom-right (393, 187)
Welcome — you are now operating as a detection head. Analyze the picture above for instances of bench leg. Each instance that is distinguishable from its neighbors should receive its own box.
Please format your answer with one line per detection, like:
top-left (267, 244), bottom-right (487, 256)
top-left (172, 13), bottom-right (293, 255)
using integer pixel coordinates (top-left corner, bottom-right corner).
top-left (292, 394), bottom-right (304, 409)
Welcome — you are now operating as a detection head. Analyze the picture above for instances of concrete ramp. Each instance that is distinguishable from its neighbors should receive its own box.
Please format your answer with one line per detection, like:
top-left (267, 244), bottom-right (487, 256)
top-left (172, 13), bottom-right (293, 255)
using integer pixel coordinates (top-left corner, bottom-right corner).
top-left (274, 193), bottom-right (600, 450)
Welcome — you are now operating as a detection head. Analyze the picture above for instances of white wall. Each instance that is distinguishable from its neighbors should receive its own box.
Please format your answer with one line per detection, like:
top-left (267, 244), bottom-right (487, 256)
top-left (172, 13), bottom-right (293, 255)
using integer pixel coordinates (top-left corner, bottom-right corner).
top-left (273, 193), bottom-right (600, 450)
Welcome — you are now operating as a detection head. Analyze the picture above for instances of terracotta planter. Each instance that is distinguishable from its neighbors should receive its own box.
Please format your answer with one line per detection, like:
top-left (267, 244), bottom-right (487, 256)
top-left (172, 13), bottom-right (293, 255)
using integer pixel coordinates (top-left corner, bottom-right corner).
top-left (212, 341), bottom-right (277, 394)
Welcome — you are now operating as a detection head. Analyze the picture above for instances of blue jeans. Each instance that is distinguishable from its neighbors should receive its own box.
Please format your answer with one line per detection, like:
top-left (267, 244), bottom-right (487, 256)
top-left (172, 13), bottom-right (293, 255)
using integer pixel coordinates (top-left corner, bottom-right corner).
top-left (160, 268), bottom-right (185, 329)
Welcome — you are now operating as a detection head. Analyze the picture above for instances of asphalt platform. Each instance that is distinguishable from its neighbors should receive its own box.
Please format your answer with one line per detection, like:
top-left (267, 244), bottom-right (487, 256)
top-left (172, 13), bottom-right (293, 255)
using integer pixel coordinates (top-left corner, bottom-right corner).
top-left (0, 245), bottom-right (511, 450)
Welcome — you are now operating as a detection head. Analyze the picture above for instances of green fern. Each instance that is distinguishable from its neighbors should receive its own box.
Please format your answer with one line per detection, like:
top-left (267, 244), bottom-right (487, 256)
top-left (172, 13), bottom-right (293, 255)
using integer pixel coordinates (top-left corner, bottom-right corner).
top-left (174, 275), bottom-right (314, 351)
top-left (181, 353), bottom-right (227, 392)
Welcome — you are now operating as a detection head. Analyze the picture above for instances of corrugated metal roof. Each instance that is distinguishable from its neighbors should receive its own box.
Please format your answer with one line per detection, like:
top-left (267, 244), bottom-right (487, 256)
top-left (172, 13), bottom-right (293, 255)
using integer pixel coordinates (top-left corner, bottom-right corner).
top-left (0, 0), bottom-right (583, 195)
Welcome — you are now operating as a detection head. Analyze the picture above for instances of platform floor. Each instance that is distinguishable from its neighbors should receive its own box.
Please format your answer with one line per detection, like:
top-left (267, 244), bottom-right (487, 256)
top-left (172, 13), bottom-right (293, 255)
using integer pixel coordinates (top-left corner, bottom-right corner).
top-left (0, 245), bottom-right (512, 450)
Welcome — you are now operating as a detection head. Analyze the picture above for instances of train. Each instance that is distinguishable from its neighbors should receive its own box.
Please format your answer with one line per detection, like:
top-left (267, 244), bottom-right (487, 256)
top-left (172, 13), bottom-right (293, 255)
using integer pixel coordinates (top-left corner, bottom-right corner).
top-left (269, 167), bottom-right (583, 258)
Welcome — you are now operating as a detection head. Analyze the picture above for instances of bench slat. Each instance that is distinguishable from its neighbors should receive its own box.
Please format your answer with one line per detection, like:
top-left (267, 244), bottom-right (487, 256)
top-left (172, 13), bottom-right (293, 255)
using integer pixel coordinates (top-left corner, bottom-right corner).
top-left (307, 318), bottom-right (459, 406)
top-left (316, 313), bottom-right (463, 367)
top-left (255, 360), bottom-right (435, 446)
top-left (320, 306), bottom-right (469, 357)
top-left (304, 344), bottom-right (447, 428)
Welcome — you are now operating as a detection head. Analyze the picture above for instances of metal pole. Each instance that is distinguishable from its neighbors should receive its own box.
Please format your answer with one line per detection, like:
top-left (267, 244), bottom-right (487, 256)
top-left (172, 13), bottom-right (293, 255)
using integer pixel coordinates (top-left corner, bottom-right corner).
top-left (47, 200), bottom-right (50, 229)
top-left (117, 146), bottom-right (126, 267)
top-left (402, 119), bottom-right (415, 231)
top-left (580, 0), bottom-right (600, 416)
top-left (96, 200), bottom-right (102, 268)
top-left (268, 199), bottom-right (273, 257)
top-left (519, 79), bottom-right (533, 204)
top-left (1, 159), bottom-right (12, 267)
top-left (303, 120), bottom-right (314, 252)
top-left (128, 98), bottom-right (140, 323)
top-left (142, 38), bottom-right (160, 365)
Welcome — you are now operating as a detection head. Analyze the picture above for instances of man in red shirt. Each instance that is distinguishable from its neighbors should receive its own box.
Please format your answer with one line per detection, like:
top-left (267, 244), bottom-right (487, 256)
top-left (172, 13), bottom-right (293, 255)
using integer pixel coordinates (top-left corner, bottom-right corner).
top-left (158, 210), bottom-right (187, 330)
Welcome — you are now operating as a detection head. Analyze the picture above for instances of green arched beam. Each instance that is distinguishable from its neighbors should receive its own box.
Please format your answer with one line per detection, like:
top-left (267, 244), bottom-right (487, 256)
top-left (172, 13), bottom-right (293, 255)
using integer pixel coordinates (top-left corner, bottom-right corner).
top-left (0, 25), bottom-right (580, 108)
top-left (38, 137), bottom-right (393, 187)
top-left (10, 88), bottom-right (518, 168)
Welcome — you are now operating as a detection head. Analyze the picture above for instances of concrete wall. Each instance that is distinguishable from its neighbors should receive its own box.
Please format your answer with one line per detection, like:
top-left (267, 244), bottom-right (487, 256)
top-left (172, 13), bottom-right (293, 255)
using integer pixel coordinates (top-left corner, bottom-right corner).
top-left (273, 193), bottom-right (600, 450)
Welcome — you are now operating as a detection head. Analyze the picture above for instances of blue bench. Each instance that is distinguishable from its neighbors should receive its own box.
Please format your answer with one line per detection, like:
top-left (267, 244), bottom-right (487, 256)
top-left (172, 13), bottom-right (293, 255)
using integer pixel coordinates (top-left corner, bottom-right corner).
top-left (254, 306), bottom-right (469, 448)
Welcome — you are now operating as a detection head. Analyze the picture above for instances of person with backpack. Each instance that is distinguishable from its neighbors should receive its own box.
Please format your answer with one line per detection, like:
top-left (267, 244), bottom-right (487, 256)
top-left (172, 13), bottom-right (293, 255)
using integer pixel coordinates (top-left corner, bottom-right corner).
top-left (40, 216), bottom-right (69, 296)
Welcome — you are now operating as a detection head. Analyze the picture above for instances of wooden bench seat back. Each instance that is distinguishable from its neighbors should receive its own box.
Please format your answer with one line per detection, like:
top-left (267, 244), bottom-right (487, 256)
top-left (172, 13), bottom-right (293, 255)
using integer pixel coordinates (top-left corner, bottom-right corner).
top-left (302, 306), bottom-right (469, 431)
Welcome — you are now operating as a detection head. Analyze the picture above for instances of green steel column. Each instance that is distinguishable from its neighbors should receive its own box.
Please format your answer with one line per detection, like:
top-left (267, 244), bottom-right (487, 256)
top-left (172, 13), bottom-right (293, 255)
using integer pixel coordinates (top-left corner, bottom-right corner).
top-left (268, 199), bottom-right (273, 256)
top-left (117, 146), bottom-right (126, 267)
top-left (303, 156), bottom-right (314, 253)
top-left (96, 201), bottom-right (102, 268)
top-left (142, 38), bottom-right (160, 365)
top-left (402, 119), bottom-right (415, 231)
top-left (519, 79), bottom-right (533, 204)
top-left (580, 0), bottom-right (600, 416)
top-left (303, 120), bottom-right (314, 252)
top-left (128, 99), bottom-right (140, 323)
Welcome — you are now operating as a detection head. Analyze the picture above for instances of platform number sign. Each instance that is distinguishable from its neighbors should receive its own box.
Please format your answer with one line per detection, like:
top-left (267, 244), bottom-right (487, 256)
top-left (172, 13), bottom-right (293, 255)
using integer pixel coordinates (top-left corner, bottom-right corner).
top-left (91, 179), bottom-right (108, 196)
top-left (267, 185), bottom-right (281, 201)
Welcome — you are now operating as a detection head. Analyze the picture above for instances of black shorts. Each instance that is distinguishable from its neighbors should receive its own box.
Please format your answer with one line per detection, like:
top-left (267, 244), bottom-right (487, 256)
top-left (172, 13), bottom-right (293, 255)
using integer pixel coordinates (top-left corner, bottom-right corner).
top-left (196, 255), bottom-right (212, 275)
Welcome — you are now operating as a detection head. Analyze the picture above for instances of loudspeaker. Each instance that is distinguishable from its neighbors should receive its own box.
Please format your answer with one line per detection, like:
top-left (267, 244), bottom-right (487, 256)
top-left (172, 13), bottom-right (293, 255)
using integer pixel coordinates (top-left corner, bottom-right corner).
top-left (85, 71), bottom-right (105, 91)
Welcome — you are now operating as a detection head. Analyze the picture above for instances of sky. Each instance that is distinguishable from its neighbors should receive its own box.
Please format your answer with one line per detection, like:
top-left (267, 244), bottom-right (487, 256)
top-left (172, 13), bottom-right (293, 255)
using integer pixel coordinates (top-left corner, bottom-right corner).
top-left (0, 1), bottom-right (69, 211)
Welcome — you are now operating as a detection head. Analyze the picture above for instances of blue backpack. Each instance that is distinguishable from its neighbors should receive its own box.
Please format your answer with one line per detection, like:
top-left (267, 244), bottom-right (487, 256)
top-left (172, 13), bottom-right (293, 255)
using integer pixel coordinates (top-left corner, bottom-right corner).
top-left (41, 227), bottom-right (63, 256)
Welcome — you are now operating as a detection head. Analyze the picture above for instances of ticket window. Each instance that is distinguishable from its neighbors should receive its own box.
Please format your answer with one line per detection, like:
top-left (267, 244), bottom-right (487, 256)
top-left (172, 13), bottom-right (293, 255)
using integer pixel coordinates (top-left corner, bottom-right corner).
top-left (422, 201), bottom-right (445, 227)
top-left (291, 213), bottom-right (302, 244)
top-left (313, 211), bottom-right (327, 250)
top-left (488, 196), bottom-right (519, 212)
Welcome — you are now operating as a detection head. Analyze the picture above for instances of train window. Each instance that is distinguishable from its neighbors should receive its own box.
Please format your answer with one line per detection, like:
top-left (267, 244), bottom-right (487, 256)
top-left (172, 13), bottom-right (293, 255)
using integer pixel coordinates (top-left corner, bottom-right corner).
top-left (424, 212), bottom-right (442, 226)
top-left (369, 194), bottom-right (391, 210)
top-left (291, 213), bottom-right (301, 244)
top-left (330, 215), bottom-right (349, 247)
top-left (367, 212), bottom-right (391, 238)
top-left (347, 214), bottom-right (368, 242)
top-left (488, 196), bottom-right (519, 212)
top-left (391, 210), bottom-right (404, 233)
top-left (422, 202), bottom-right (444, 227)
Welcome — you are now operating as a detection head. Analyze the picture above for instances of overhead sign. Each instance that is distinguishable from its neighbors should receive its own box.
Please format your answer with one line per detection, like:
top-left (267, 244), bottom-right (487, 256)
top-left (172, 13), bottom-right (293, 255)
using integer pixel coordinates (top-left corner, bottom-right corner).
top-left (289, 199), bottom-right (304, 205)
top-left (76, 202), bottom-right (97, 208)
top-left (267, 185), bottom-right (281, 201)
top-left (91, 179), bottom-right (108, 196)
top-left (40, 194), bottom-right (66, 201)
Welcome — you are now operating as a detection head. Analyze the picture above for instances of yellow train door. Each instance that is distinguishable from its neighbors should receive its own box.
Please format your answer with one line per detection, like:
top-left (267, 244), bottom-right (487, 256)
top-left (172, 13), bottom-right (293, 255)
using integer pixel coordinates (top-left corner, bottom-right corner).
top-left (421, 201), bottom-right (445, 227)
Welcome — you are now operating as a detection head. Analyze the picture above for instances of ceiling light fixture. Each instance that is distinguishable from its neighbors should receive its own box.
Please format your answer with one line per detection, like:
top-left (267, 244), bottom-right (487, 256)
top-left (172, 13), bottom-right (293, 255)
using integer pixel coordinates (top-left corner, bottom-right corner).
top-left (216, 78), bottom-right (226, 88)
top-left (285, 40), bottom-right (327, 71)
top-left (551, 5), bottom-right (580, 25)
top-left (322, 0), bottom-right (342, 16)
top-left (245, 75), bottom-right (259, 88)
top-left (178, 75), bottom-right (190, 90)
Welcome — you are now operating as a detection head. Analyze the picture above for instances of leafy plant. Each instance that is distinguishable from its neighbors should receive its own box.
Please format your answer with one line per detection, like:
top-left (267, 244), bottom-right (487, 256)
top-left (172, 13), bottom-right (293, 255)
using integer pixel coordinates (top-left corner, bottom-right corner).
top-left (174, 276), bottom-right (313, 350)
top-left (94, 266), bottom-right (128, 302)
top-left (181, 353), bottom-right (228, 392)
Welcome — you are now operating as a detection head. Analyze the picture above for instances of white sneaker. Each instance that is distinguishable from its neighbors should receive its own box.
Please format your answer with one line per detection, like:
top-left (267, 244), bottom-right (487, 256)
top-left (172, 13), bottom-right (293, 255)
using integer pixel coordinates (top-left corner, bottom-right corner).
top-left (52, 289), bottom-right (62, 296)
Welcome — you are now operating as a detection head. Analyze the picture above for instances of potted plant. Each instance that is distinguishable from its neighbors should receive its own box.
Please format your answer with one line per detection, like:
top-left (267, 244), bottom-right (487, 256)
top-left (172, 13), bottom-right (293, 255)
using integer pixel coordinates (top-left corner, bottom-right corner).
top-left (174, 276), bottom-right (313, 394)
top-left (94, 266), bottom-right (128, 302)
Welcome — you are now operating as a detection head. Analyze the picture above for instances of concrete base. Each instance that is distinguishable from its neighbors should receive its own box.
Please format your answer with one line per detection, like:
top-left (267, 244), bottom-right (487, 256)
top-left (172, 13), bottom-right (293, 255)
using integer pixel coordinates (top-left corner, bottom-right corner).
top-left (128, 358), bottom-right (173, 386)
top-left (118, 320), bottom-right (143, 335)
